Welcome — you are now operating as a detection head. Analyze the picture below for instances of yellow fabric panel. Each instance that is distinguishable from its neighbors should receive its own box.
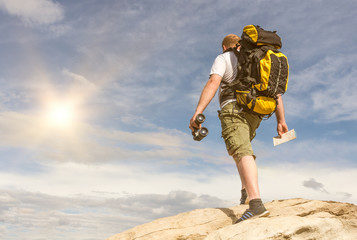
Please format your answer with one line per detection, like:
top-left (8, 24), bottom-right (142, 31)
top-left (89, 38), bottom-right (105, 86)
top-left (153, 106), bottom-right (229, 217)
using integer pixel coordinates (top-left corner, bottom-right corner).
top-left (255, 50), bottom-right (273, 91)
top-left (247, 101), bottom-right (253, 109)
top-left (273, 51), bottom-right (287, 58)
top-left (254, 50), bottom-right (289, 92)
top-left (236, 90), bottom-right (276, 115)
top-left (243, 25), bottom-right (258, 43)
top-left (236, 90), bottom-right (250, 106)
top-left (253, 96), bottom-right (276, 115)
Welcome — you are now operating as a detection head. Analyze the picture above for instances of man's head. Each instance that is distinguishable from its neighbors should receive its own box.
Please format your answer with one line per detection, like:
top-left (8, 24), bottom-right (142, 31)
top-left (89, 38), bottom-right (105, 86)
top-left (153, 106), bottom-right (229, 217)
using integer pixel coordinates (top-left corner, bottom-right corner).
top-left (222, 34), bottom-right (240, 52)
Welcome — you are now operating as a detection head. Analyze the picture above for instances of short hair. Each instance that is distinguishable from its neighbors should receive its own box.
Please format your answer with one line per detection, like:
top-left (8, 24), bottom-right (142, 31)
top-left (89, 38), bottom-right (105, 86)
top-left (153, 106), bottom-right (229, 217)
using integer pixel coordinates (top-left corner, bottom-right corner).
top-left (222, 34), bottom-right (240, 49)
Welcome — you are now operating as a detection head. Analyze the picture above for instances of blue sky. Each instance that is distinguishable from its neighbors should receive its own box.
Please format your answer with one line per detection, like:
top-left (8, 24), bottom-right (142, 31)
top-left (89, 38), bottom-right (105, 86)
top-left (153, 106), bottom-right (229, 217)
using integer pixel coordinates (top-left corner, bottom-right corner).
top-left (0, 0), bottom-right (356, 239)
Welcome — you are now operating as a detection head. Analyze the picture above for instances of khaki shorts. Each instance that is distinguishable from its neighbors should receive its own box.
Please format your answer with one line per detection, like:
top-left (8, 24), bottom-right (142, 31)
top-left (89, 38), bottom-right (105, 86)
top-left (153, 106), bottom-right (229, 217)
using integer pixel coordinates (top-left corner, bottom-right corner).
top-left (218, 102), bottom-right (262, 162)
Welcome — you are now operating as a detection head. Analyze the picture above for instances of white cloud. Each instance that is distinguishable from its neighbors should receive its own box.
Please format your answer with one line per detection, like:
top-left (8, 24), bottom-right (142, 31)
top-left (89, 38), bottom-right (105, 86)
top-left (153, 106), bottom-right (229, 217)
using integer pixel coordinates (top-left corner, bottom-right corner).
top-left (0, 189), bottom-right (134, 240)
top-left (1, 136), bottom-right (356, 204)
top-left (7, 162), bottom-right (349, 238)
top-left (61, 69), bottom-right (98, 99)
top-left (0, 133), bottom-right (356, 240)
top-left (0, 111), bottom-right (198, 164)
top-left (286, 53), bottom-right (357, 122)
top-left (0, 160), bottom-right (238, 199)
top-left (0, 189), bottom-right (231, 240)
top-left (0, 0), bottom-right (64, 25)
top-left (253, 138), bottom-right (357, 203)
top-left (259, 163), bottom-right (357, 205)
top-left (0, 160), bottom-right (356, 239)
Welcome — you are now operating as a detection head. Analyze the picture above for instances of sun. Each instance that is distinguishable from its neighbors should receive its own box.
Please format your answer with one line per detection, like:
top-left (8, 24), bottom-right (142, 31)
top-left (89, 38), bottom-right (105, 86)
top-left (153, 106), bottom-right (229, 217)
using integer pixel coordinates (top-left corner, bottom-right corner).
top-left (51, 105), bottom-right (72, 125)
top-left (47, 102), bottom-right (75, 128)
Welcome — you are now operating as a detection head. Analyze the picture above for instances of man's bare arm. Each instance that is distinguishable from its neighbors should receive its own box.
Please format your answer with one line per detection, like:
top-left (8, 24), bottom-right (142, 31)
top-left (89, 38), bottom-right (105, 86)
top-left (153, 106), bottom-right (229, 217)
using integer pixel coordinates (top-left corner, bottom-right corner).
top-left (189, 74), bottom-right (222, 131)
top-left (275, 94), bottom-right (289, 136)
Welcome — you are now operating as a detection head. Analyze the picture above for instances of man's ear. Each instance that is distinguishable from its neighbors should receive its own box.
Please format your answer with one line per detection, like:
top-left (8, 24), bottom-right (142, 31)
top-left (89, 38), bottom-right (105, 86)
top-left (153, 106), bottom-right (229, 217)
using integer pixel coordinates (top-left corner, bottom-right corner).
top-left (222, 45), bottom-right (227, 52)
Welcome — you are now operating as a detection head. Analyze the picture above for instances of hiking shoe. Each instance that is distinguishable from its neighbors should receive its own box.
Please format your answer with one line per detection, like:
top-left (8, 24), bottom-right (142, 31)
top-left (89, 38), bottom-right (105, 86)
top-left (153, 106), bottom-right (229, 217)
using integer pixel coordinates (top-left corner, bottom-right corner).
top-left (234, 205), bottom-right (269, 224)
top-left (240, 188), bottom-right (248, 205)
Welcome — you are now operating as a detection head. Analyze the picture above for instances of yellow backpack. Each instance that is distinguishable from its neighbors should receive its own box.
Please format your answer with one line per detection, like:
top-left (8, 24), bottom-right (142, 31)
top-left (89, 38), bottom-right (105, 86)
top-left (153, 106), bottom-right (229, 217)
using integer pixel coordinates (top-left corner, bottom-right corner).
top-left (233, 25), bottom-right (289, 117)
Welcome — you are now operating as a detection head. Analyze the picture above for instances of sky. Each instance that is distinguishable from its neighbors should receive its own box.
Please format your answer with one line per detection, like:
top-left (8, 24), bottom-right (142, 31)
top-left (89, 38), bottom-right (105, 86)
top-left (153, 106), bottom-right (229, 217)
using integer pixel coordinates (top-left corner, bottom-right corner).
top-left (0, 0), bottom-right (356, 239)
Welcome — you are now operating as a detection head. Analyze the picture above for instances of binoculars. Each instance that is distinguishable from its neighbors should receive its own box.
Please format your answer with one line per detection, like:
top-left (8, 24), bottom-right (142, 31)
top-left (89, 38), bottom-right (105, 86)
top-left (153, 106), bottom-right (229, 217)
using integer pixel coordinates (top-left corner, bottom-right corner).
top-left (192, 114), bottom-right (208, 141)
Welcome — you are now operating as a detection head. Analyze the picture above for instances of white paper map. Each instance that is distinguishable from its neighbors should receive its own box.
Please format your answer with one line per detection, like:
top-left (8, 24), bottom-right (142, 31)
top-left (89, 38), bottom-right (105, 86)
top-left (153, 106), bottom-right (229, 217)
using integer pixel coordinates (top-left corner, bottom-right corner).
top-left (273, 129), bottom-right (297, 146)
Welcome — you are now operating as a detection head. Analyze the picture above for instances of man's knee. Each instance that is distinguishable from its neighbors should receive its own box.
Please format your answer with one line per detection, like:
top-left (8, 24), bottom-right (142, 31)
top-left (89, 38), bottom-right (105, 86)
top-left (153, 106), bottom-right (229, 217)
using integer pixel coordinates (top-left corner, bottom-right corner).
top-left (233, 154), bottom-right (256, 164)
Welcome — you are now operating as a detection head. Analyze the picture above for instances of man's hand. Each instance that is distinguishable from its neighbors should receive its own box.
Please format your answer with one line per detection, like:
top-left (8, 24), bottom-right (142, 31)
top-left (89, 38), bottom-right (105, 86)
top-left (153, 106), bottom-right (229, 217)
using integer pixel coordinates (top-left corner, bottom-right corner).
top-left (189, 113), bottom-right (201, 132)
top-left (277, 121), bottom-right (289, 137)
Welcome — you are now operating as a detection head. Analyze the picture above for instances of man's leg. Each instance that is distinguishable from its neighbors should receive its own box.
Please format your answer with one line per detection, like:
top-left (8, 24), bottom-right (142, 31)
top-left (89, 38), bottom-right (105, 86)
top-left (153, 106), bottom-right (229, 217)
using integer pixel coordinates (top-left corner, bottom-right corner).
top-left (236, 155), bottom-right (260, 200)
top-left (234, 155), bottom-right (269, 223)
top-left (237, 161), bottom-right (248, 205)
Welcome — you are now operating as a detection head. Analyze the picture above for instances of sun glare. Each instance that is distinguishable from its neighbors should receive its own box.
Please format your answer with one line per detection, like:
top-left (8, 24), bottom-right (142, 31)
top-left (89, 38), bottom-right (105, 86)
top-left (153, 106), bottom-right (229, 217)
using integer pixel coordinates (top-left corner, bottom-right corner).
top-left (47, 103), bottom-right (75, 127)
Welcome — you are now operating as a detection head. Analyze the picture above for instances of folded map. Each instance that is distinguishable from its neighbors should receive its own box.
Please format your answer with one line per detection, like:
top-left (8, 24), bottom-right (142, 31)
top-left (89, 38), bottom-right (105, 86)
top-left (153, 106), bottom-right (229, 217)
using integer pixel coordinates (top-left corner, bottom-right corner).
top-left (273, 129), bottom-right (297, 146)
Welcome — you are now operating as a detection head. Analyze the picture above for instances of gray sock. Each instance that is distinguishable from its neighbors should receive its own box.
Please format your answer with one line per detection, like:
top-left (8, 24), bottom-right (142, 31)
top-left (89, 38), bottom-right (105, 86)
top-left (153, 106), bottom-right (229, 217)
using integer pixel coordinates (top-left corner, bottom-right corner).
top-left (249, 198), bottom-right (266, 213)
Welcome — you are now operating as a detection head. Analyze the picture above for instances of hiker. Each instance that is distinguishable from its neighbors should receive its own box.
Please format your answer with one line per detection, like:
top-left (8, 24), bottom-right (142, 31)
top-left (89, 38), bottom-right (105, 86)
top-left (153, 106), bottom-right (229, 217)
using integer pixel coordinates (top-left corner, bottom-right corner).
top-left (189, 33), bottom-right (289, 223)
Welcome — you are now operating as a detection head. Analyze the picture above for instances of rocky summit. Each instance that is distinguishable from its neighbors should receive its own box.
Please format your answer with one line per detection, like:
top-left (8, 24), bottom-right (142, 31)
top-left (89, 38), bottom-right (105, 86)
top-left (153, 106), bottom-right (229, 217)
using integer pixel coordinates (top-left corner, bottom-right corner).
top-left (106, 198), bottom-right (357, 240)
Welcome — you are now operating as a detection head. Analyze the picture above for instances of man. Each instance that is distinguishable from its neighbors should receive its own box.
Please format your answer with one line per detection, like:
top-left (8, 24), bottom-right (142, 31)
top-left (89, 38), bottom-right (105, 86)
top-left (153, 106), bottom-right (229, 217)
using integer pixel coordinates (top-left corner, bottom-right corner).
top-left (189, 34), bottom-right (288, 223)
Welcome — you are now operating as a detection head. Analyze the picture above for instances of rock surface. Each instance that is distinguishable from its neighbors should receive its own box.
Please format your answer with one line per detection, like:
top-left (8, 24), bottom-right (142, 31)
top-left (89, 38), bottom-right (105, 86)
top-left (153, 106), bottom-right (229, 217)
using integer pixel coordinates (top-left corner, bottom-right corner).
top-left (106, 198), bottom-right (357, 240)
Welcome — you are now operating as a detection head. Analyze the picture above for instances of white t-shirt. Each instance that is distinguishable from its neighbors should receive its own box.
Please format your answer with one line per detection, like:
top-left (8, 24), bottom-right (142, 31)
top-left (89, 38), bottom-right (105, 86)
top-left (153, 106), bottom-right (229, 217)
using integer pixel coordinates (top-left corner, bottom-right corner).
top-left (210, 51), bottom-right (238, 109)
